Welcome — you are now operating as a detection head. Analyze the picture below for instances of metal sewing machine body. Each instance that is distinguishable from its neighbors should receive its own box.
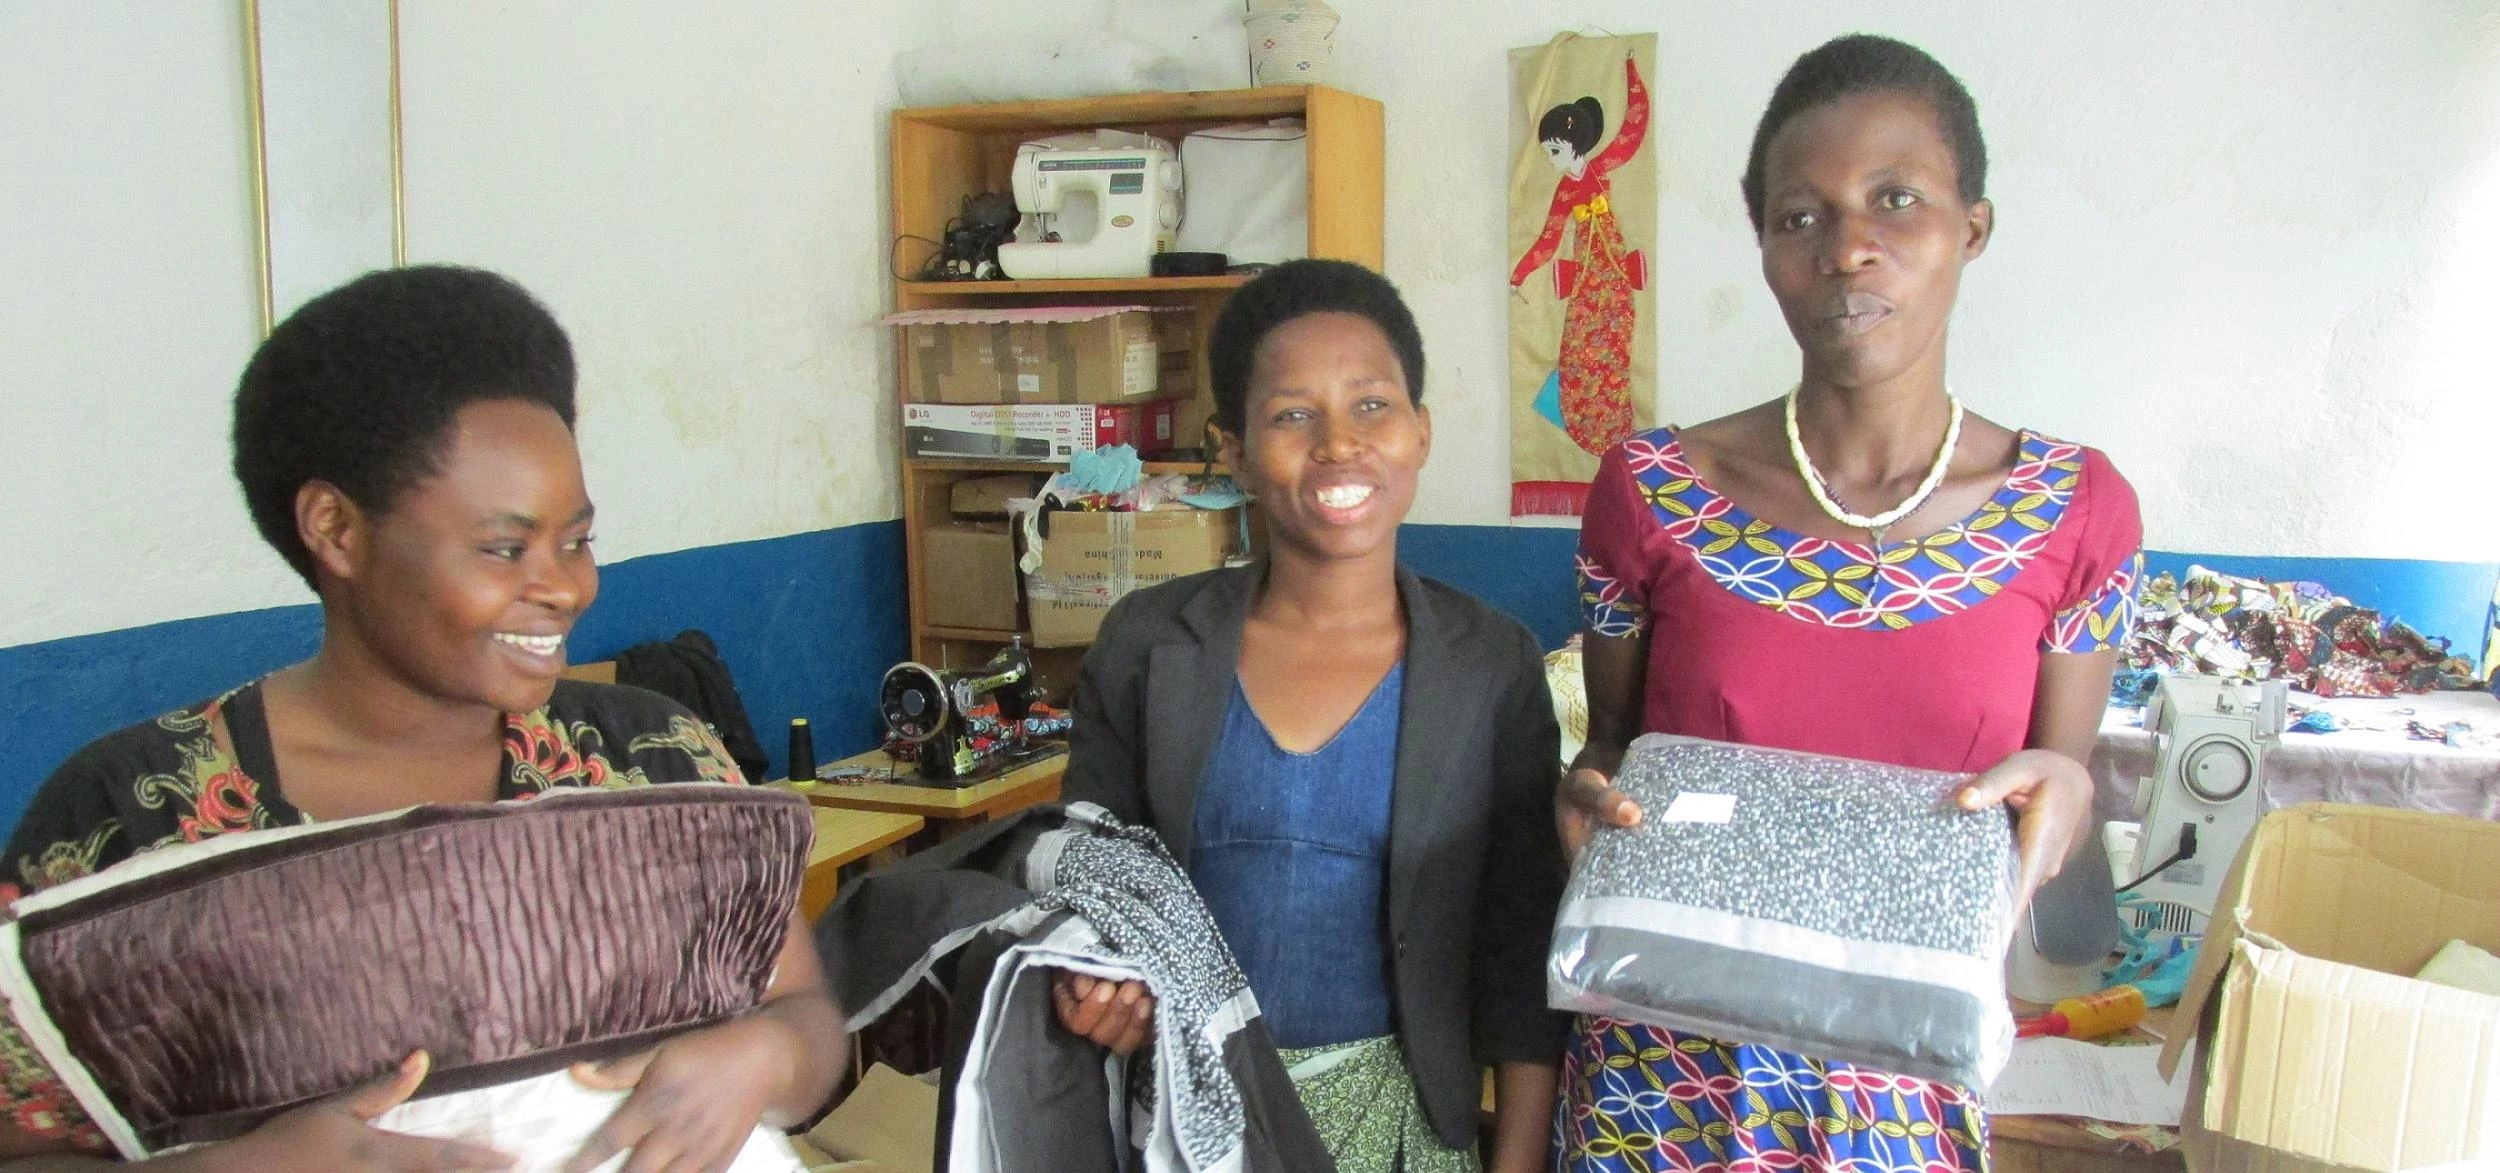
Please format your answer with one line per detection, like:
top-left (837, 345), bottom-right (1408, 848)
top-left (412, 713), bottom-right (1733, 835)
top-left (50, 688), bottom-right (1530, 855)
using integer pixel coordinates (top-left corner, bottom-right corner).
top-left (877, 641), bottom-right (1039, 785)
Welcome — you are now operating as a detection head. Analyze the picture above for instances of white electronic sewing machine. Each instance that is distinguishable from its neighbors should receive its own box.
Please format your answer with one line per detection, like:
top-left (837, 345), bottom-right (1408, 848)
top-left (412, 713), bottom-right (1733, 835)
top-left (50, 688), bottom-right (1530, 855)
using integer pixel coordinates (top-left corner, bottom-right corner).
top-left (996, 135), bottom-right (1181, 280)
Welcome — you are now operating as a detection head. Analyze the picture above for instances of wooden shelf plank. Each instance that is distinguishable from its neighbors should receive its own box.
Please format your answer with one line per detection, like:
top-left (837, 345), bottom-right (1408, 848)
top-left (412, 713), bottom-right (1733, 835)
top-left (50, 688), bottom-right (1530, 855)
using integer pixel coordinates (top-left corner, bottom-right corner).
top-left (898, 276), bottom-right (1249, 297)
top-left (896, 86), bottom-right (1321, 132)
top-left (906, 457), bottom-right (1067, 473)
top-left (904, 456), bottom-right (1220, 474)
top-left (919, 623), bottom-right (1027, 643)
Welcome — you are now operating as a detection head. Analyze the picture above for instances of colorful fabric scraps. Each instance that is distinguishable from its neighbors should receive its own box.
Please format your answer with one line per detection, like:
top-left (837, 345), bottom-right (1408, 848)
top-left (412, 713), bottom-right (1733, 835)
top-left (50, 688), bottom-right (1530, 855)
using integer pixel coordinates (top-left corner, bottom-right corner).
top-left (2409, 719), bottom-right (2499, 751)
top-left (2125, 566), bottom-right (2478, 697)
top-left (877, 700), bottom-right (1069, 765)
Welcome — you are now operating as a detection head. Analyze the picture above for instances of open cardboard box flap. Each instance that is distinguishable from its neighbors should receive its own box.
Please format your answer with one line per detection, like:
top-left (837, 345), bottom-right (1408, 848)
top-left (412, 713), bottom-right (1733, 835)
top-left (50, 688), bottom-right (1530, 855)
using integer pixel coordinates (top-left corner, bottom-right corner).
top-left (807, 1064), bottom-right (936, 1173)
top-left (2159, 804), bottom-right (2500, 1171)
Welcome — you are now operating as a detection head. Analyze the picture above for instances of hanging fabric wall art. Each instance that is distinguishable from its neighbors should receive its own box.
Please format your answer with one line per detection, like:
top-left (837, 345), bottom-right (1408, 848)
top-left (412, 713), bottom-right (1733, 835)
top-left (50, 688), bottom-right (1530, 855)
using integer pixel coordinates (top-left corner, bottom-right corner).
top-left (1507, 31), bottom-right (1657, 517)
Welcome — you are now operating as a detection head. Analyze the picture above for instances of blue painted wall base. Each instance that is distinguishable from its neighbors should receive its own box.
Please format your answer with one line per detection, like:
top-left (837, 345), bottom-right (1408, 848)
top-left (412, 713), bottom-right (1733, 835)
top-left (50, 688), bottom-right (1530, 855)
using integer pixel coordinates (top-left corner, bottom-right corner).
top-left (0, 521), bottom-right (906, 835)
top-left (6, 517), bottom-right (2491, 837)
top-left (1399, 524), bottom-right (1583, 650)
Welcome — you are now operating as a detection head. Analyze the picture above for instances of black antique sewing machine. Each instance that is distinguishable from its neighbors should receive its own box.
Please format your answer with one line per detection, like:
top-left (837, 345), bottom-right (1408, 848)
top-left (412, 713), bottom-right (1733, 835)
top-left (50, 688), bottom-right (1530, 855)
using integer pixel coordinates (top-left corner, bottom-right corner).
top-left (876, 641), bottom-right (1050, 786)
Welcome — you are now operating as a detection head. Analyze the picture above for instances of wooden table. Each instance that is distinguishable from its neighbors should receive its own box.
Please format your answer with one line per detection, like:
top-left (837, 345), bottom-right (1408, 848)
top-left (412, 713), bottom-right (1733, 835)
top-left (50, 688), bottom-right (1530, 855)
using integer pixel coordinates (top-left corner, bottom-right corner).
top-left (800, 805), bottom-right (925, 920)
top-left (1988, 1140), bottom-right (2183, 1172)
top-left (1988, 1004), bottom-right (2187, 1170)
top-left (777, 747), bottom-right (1068, 834)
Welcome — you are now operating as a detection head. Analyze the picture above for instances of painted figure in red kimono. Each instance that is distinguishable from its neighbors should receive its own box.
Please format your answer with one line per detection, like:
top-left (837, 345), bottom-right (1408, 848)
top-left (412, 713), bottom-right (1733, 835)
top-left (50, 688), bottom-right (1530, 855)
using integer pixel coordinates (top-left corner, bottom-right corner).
top-left (1512, 53), bottom-right (1650, 456)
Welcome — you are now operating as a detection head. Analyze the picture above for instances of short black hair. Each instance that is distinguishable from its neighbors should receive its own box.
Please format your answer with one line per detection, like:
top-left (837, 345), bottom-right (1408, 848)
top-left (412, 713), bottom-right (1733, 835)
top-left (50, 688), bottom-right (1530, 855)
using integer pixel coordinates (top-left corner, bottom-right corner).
top-left (232, 265), bottom-right (577, 588)
top-left (1209, 259), bottom-right (1425, 438)
top-left (1539, 96), bottom-right (1605, 157)
top-left (1740, 34), bottom-right (1987, 233)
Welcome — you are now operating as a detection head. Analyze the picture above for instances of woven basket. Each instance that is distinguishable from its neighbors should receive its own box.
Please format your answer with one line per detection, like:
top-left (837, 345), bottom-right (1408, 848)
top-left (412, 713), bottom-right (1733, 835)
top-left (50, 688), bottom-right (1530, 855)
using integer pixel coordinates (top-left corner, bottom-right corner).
top-left (1244, 7), bottom-right (1338, 86)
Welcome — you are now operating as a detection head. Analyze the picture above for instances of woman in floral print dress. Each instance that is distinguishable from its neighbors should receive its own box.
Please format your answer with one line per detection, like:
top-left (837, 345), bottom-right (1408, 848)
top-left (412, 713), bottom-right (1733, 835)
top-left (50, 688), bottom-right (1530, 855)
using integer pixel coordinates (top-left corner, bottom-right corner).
top-left (1552, 37), bottom-right (2142, 1173)
top-left (0, 267), bottom-right (843, 1172)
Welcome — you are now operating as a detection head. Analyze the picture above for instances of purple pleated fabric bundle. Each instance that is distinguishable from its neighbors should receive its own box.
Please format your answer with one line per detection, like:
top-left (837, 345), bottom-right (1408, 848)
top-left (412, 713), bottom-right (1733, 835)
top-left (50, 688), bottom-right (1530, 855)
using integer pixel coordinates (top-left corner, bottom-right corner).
top-left (7, 785), bottom-right (810, 1152)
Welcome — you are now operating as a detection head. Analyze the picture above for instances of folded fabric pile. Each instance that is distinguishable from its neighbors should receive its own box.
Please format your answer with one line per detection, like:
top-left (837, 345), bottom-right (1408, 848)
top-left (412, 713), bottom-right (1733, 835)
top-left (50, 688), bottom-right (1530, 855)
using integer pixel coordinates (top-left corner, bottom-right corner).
top-left (1548, 735), bottom-right (2019, 1089)
top-left (2125, 565), bottom-right (2478, 697)
top-left (0, 785), bottom-right (814, 1168)
top-left (817, 802), bottom-right (1328, 1173)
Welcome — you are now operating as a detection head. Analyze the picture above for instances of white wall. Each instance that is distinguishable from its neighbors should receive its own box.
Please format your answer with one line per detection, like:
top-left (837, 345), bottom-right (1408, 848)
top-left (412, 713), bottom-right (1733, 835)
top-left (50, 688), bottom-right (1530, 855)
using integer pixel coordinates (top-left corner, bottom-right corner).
top-left (896, 0), bottom-right (2500, 561)
top-left (0, 2), bottom-right (279, 646)
top-left (0, 1), bottom-right (904, 649)
top-left (7, 1), bottom-right (2493, 654)
top-left (399, 4), bottom-right (900, 568)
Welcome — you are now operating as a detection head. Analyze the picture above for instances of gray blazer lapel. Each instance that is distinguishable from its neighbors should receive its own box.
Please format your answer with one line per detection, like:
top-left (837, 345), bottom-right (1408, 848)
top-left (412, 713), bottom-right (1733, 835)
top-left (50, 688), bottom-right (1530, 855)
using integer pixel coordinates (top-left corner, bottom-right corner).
top-left (1143, 565), bottom-right (1257, 867)
top-left (1389, 568), bottom-right (1469, 916)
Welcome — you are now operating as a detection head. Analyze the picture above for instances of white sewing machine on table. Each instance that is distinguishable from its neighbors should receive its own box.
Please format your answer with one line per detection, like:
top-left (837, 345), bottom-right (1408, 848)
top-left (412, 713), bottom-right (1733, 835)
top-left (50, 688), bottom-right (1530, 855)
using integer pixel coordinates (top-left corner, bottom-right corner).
top-left (995, 132), bottom-right (1181, 280)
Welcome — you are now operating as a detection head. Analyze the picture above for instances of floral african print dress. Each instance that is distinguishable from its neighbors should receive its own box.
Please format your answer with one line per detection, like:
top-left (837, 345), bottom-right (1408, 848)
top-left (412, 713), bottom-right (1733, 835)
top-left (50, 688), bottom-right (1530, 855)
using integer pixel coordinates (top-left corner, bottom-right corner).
top-left (0, 677), bottom-right (744, 1149)
top-left (1558, 427), bottom-right (2144, 1173)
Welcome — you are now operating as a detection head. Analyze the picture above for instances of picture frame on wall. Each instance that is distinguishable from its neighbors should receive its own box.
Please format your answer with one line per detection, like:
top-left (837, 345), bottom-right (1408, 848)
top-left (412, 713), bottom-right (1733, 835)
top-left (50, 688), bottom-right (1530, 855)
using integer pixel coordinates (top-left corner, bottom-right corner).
top-left (243, 0), bottom-right (404, 333)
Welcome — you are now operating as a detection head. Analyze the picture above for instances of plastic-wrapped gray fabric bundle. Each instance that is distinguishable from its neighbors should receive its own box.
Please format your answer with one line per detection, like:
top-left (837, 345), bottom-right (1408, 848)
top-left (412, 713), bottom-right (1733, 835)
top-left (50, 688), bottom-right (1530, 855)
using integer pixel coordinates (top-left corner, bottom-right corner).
top-left (1549, 734), bottom-right (2019, 1089)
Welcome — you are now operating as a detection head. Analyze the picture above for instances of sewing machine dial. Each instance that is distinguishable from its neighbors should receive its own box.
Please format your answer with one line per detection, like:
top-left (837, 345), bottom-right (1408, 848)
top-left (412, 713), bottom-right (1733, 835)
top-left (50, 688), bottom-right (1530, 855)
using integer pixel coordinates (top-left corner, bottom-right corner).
top-left (2180, 734), bottom-right (2255, 802)
top-left (878, 662), bottom-right (950, 744)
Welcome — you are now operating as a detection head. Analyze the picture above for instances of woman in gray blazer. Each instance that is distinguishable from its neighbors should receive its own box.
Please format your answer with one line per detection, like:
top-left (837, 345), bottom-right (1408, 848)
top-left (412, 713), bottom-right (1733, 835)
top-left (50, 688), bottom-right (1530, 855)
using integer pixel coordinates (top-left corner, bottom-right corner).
top-left (1057, 261), bottom-right (1568, 1173)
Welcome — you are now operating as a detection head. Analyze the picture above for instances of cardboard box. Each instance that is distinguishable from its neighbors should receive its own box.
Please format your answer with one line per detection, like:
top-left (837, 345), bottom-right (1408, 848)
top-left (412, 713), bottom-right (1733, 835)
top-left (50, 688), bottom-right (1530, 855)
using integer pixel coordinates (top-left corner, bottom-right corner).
top-left (1024, 507), bottom-right (1241, 647)
top-left (887, 306), bottom-right (1194, 405)
top-left (2160, 804), bottom-right (2500, 1171)
top-left (806, 1063), bottom-right (935, 1173)
top-left (948, 472), bottom-right (1045, 519)
top-left (919, 524), bottom-right (1020, 631)
top-left (785, 1134), bottom-right (885, 1172)
top-left (901, 400), bottom-right (1177, 462)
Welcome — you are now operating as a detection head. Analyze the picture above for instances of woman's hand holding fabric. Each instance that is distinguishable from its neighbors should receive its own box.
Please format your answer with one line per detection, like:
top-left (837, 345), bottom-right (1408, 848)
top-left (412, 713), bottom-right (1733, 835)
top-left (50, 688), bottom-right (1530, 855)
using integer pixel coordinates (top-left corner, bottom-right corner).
top-left (209, 1051), bottom-right (512, 1172)
top-left (1557, 761), bottom-right (1641, 860)
top-left (1955, 748), bottom-right (2095, 911)
top-left (1050, 970), bottom-right (1155, 1056)
top-left (561, 1013), bottom-right (801, 1173)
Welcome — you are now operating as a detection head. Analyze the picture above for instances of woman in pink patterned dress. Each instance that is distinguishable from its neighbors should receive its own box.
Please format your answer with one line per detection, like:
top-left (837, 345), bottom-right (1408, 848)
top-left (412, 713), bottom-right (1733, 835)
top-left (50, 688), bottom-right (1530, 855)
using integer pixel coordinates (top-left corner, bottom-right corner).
top-left (1553, 36), bottom-right (2143, 1173)
top-left (1513, 53), bottom-right (1651, 457)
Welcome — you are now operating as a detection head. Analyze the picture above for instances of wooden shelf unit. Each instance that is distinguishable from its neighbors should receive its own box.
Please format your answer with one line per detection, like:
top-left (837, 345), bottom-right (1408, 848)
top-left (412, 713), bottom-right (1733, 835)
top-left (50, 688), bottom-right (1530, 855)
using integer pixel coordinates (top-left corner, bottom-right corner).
top-left (889, 84), bottom-right (1383, 671)
top-left (898, 276), bottom-right (1252, 297)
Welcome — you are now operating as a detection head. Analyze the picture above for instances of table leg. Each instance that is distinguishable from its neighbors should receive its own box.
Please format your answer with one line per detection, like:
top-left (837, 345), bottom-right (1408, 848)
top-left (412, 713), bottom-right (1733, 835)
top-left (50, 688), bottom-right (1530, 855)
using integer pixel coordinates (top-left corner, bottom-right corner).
top-left (800, 867), bottom-right (841, 923)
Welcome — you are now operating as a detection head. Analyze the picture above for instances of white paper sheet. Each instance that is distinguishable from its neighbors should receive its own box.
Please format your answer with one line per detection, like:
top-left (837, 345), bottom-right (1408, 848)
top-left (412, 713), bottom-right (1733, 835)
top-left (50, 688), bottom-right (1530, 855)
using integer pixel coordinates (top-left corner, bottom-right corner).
top-left (1659, 792), bottom-right (1737, 824)
top-left (1984, 1037), bottom-right (2194, 1126)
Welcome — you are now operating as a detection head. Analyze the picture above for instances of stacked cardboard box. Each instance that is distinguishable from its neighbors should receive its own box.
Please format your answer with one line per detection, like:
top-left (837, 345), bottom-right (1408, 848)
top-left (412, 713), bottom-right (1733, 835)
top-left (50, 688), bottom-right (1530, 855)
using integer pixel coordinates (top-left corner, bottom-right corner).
top-left (2162, 804), bottom-right (2499, 1172)
top-left (1024, 507), bottom-right (1243, 647)
top-left (900, 400), bottom-right (1177, 462)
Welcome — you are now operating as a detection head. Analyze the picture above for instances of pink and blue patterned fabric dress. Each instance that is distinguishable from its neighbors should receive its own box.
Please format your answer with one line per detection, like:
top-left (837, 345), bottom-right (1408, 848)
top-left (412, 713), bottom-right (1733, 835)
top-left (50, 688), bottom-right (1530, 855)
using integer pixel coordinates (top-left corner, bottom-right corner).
top-left (1557, 427), bottom-right (2144, 1173)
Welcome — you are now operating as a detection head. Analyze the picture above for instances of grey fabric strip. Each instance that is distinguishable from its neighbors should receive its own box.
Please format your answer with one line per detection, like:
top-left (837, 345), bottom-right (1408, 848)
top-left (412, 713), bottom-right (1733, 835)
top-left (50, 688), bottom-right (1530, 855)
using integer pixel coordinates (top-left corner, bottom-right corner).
top-left (1553, 922), bottom-right (2000, 1085)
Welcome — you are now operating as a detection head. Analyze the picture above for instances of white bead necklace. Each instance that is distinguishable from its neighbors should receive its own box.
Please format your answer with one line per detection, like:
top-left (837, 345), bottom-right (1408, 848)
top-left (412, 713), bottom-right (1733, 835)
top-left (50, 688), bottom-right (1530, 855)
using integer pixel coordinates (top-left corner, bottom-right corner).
top-left (1783, 385), bottom-right (1964, 543)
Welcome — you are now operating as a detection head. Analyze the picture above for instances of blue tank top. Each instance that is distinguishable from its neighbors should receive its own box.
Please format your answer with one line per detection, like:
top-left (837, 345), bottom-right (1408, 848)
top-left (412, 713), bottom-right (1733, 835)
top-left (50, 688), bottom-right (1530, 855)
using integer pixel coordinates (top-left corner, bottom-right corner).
top-left (1189, 663), bottom-right (1403, 1049)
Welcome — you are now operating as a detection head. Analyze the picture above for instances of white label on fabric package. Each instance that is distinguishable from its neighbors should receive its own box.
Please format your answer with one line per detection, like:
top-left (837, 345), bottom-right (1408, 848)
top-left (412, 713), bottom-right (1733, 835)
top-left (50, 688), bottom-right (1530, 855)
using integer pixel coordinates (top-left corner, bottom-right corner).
top-left (1660, 793), bottom-right (1738, 824)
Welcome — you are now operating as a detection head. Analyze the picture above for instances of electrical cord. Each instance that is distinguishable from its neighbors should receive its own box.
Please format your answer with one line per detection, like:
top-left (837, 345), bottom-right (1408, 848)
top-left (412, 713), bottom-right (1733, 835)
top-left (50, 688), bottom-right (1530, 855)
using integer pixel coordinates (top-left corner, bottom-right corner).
top-left (889, 233), bottom-right (948, 282)
top-left (2115, 823), bottom-right (2198, 895)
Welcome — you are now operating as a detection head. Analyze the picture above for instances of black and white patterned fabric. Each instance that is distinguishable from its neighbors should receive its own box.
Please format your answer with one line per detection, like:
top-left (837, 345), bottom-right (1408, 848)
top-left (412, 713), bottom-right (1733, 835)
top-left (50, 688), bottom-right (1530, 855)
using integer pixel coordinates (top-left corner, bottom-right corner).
top-left (1019, 808), bottom-right (1254, 1169)
top-left (817, 802), bottom-right (1327, 1173)
top-left (1549, 735), bottom-right (2019, 1088)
